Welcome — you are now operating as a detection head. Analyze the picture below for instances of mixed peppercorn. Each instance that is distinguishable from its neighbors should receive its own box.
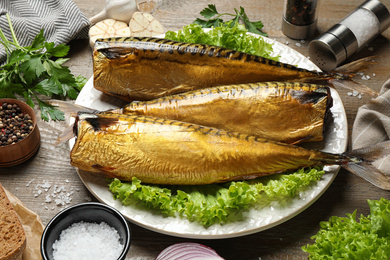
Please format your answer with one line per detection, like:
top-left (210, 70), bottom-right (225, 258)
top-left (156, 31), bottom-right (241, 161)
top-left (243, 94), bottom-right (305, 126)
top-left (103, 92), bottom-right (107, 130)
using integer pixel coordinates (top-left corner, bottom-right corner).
top-left (0, 102), bottom-right (34, 146)
top-left (285, 0), bottom-right (319, 26)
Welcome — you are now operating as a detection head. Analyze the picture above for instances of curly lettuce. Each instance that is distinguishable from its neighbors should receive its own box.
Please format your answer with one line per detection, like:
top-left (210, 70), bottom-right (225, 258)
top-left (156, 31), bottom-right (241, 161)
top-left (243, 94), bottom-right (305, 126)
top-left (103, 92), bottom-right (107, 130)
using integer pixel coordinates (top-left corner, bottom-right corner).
top-left (302, 198), bottom-right (390, 259)
top-left (164, 23), bottom-right (279, 61)
top-left (109, 167), bottom-right (324, 227)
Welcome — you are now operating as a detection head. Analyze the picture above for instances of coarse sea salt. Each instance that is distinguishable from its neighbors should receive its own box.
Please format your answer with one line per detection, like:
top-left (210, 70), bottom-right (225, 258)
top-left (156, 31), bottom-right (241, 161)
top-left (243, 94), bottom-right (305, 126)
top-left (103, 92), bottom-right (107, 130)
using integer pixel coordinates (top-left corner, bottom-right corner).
top-left (340, 8), bottom-right (379, 48)
top-left (30, 179), bottom-right (89, 210)
top-left (52, 221), bottom-right (124, 260)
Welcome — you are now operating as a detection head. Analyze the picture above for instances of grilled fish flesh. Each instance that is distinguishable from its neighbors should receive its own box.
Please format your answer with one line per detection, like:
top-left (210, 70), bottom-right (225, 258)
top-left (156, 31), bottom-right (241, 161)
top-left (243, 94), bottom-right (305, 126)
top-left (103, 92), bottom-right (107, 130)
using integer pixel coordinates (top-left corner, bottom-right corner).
top-left (93, 37), bottom-right (377, 101)
top-left (109, 82), bottom-right (332, 144)
top-left (70, 113), bottom-right (390, 190)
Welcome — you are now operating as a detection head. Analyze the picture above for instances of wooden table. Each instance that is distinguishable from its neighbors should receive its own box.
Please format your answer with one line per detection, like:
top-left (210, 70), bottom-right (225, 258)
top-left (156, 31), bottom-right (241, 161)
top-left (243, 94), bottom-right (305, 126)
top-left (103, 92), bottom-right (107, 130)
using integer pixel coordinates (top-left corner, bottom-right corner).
top-left (1, 0), bottom-right (390, 259)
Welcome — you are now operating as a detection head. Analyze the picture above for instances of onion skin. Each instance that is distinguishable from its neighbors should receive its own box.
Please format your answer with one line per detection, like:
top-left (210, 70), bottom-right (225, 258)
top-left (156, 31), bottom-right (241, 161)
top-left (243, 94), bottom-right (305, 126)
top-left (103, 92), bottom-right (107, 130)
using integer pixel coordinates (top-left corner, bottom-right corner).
top-left (156, 242), bottom-right (224, 260)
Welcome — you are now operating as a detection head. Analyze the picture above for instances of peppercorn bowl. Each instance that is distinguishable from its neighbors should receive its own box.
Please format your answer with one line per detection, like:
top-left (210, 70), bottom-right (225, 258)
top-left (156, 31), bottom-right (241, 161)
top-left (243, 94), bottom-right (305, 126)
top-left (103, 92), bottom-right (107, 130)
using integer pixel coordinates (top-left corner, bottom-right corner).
top-left (0, 98), bottom-right (40, 167)
top-left (41, 202), bottom-right (131, 260)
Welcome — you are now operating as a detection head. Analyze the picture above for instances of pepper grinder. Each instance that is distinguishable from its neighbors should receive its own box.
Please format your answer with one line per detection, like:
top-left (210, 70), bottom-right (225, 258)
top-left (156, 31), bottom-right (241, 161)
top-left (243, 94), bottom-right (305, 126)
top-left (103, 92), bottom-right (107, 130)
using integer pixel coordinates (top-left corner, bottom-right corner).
top-left (309, 0), bottom-right (390, 71)
top-left (282, 0), bottom-right (320, 39)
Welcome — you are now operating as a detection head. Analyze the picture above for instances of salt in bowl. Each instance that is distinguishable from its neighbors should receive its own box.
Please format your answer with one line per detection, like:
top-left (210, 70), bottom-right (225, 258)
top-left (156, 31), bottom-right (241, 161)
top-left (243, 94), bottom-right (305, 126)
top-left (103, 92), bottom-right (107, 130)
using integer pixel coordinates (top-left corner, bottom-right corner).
top-left (41, 202), bottom-right (131, 260)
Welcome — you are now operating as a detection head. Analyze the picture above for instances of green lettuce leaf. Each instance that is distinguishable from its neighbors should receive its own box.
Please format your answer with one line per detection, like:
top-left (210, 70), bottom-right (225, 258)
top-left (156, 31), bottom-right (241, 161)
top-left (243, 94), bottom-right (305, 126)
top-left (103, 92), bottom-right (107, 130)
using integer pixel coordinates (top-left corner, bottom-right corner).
top-left (109, 167), bottom-right (324, 227)
top-left (164, 23), bottom-right (279, 61)
top-left (302, 198), bottom-right (390, 259)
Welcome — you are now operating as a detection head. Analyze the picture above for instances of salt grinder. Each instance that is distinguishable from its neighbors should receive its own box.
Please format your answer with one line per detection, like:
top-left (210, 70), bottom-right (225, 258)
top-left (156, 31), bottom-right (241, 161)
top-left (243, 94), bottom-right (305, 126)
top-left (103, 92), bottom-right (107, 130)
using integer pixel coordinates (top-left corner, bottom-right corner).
top-left (309, 0), bottom-right (390, 71)
top-left (282, 0), bottom-right (320, 39)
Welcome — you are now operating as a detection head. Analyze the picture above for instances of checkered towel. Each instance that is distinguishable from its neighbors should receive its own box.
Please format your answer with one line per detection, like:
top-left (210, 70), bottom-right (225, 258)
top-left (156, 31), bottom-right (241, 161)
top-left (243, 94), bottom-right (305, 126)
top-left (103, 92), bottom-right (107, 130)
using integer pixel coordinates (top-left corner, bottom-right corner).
top-left (352, 78), bottom-right (390, 171)
top-left (0, 0), bottom-right (90, 63)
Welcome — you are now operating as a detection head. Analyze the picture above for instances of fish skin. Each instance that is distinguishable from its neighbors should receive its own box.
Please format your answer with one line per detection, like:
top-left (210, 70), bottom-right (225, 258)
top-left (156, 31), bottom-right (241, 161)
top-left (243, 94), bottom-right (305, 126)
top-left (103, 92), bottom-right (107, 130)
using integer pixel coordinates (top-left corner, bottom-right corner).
top-left (116, 82), bottom-right (332, 144)
top-left (70, 113), bottom-right (345, 185)
top-left (93, 37), bottom-right (347, 101)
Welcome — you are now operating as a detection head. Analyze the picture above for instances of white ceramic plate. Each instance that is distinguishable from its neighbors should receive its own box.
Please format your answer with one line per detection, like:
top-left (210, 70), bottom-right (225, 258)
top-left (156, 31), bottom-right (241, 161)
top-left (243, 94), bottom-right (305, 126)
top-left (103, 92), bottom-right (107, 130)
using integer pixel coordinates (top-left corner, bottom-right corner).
top-left (72, 34), bottom-right (348, 239)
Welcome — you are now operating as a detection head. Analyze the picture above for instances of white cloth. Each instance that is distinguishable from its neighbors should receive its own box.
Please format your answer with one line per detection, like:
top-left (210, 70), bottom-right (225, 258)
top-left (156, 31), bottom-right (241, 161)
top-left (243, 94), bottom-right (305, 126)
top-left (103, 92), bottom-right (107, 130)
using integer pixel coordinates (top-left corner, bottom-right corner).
top-left (0, 0), bottom-right (90, 63)
top-left (352, 79), bottom-right (390, 171)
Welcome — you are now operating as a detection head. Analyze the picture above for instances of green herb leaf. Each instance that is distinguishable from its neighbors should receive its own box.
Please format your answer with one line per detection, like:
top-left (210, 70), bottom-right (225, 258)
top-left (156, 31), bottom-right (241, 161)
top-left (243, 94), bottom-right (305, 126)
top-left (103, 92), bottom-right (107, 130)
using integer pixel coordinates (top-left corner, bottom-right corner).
top-left (193, 18), bottom-right (223, 28)
top-left (38, 99), bottom-right (65, 121)
top-left (194, 4), bottom-right (268, 36)
top-left (23, 91), bottom-right (35, 108)
top-left (0, 81), bottom-right (22, 98)
top-left (238, 7), bottom-right (266, 36)
top-left (19, 56), bottom-right (45, 84)
top-left (32, 79), bottom-right (62, 96)
top-left (54, 58), bottom-right (70, 66)
top-left (29, 29), bottom-right (45, 50)
top-left (8, 49), bottom-right (27, 65)
top-left (45, 42), bottom-right (70, 58)
top-left (0, 13), bottom-right (87, 121)
top-left (75, 75), bottom-right (88, 91)
top-left (199, 4), bottom-right (219, 19)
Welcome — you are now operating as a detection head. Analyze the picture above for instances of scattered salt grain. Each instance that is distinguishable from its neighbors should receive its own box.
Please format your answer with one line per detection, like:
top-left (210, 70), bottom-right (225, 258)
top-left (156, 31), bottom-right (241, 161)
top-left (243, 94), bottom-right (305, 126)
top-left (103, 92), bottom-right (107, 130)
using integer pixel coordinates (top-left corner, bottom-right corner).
top-left (348, 90), bottom-right (363, 98)
top-left (26, 179), bottom-right (35, 187)
top-left (285, 41), bottom-right (289, 45)
top-left (295, 42), bottom-right (301, 47)
top-left (52, 221), bottom-right (124, 260)
top-left (368, 46), bottom-right (374, 51)
top-left (30, 179), bottom-right (86, 210)
top-left (39, 181), bottom-right (52, 192)
top-left (55, 198), bottom-right (64, 206)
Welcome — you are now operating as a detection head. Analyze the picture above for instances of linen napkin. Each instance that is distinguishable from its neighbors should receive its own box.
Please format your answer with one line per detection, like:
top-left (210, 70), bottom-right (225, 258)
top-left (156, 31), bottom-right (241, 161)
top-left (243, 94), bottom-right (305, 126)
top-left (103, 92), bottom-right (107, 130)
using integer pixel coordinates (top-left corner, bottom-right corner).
top-left (352, 78), bottom-right (390, 171)
top-left (0, 0), bottom-right (90, 63)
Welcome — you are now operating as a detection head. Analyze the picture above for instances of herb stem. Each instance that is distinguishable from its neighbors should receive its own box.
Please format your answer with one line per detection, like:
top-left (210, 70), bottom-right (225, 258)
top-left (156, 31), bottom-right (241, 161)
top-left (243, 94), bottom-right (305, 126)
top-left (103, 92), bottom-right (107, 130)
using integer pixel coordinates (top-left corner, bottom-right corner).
top-left (6, 13), bottom-right (20, 47)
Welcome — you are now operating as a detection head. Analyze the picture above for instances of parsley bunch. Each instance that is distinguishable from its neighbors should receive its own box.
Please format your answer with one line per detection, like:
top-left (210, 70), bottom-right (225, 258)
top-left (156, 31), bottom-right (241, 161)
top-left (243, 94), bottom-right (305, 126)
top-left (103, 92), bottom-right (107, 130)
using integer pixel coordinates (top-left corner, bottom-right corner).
top-left (194, 4), bottom-right (268, 37)
top-left (0, 13), bottom-right (86, 121)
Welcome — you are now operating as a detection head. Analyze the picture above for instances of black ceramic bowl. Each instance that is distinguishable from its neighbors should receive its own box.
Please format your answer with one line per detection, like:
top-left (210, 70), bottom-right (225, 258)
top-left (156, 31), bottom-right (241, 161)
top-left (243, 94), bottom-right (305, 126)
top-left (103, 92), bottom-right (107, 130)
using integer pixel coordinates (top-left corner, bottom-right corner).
top-left (41, 202), bottom-right (131, 260)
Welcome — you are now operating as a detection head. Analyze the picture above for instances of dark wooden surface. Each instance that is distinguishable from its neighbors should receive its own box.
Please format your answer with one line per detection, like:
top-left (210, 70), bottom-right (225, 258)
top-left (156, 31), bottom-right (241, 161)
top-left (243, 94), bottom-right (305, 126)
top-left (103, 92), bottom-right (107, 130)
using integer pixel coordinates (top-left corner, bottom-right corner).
top-left (1, 0), bottom-right (390, 259)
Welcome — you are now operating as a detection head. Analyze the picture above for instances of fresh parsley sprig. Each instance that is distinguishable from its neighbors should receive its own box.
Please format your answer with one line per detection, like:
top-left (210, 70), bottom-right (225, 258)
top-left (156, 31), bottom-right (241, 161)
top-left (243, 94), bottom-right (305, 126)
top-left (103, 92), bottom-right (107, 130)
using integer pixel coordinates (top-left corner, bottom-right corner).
top-left (193, 4), bottom-right (268, 37)
top-left (0, 13), bottom-right (86, 121)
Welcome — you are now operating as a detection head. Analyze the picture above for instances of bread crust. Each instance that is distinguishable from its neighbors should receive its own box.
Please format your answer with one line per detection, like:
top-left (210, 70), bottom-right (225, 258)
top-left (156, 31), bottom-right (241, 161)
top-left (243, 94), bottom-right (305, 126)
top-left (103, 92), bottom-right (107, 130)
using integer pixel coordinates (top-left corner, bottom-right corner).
top-left (0, 184), bottom-right (26, 260)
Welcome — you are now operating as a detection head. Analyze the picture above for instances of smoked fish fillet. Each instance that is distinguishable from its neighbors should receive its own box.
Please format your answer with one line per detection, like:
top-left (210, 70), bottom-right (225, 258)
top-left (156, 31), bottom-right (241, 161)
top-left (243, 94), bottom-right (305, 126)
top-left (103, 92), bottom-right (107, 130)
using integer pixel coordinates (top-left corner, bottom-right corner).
top-left (113, 82), bottom-right (332, 144)
top-left (93, 37), bottom-right (376, 101)
top-left (70, 113), bottom-right (390, 189)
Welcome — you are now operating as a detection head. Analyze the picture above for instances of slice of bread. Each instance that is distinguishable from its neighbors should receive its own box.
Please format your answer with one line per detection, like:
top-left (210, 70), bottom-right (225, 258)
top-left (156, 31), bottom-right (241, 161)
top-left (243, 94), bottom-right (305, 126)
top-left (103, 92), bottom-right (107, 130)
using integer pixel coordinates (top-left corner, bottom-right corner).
top-left (0, 183), bottom-right (26, 260)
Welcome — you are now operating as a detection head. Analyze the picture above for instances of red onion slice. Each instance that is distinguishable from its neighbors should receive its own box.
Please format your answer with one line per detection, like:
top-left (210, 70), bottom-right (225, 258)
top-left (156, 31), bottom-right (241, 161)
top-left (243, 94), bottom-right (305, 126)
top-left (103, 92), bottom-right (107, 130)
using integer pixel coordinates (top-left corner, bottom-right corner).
top-left (156, 242), bottom-right (224, 260)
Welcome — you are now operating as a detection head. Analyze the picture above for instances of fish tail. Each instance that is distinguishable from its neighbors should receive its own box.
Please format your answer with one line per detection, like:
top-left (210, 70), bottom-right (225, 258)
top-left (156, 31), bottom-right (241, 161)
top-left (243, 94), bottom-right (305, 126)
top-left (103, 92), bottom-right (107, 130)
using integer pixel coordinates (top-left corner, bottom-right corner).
top-left (49, 100), bottom-right (102, 145)
top-left (47, 100), bottom-right (99, 115)
top-left (328, 79), bottom-right (378, 97)
top-left (55, 123), bottom-right (76, 145)
top-left (333, 56), bottom-right (377, 75)
top-left (327, 56), bottom-right (378, 96)
top-left (341, 140), bottom-right (390, 190)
